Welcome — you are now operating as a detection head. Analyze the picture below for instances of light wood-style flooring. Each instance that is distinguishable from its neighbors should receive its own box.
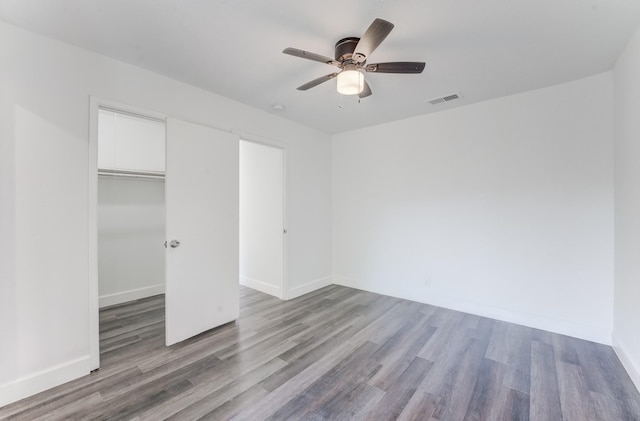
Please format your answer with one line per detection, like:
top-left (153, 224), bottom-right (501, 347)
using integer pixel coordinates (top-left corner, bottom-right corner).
top-left (1, 285), bottom-right (639, 420)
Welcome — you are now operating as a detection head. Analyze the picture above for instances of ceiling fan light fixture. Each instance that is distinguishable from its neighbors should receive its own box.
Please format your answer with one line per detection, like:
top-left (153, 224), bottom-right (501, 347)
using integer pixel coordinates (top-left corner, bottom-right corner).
top-left (336, 68), bottom-right (364, 95)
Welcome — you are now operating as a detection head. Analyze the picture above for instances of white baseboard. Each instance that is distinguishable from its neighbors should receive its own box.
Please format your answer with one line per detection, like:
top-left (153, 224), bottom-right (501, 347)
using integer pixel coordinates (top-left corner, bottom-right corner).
top-left (99, 284), bottom-right (164, 308)
top-left (333, 276), bottom-right (611, 345)
top-left (612, 333), bottom-right (640, 393)
top-left (0, 356), bottom-right (90, 408)
top-left (286, 276), bottom-right (333, 300)
top-left (240, 276), bottom-right (282, 298)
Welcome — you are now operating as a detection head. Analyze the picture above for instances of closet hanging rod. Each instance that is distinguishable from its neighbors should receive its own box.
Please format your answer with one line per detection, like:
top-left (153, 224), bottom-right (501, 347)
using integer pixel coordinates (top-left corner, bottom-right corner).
top-left (98, 168), bottom-right (165, 179)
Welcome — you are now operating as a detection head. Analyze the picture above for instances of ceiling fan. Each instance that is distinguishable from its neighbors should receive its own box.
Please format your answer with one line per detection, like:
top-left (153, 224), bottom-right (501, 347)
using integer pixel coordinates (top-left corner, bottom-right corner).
top-left (283, 18), bottom-right (425, 98)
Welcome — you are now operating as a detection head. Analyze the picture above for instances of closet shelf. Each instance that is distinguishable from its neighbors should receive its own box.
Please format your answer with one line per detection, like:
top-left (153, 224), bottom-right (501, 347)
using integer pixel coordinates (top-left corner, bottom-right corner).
top-left (98, 168), bottom-right (165, 179)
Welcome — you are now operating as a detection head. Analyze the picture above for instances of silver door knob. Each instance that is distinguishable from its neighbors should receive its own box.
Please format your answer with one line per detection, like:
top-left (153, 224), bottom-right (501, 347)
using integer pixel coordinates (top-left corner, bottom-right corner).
top-left (170, 240), bottom-right (180, 248)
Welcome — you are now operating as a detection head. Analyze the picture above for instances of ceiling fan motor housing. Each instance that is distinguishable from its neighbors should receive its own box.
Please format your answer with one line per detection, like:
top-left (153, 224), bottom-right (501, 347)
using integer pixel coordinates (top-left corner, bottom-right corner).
top-left (335, 37), bottom-right (361, 63)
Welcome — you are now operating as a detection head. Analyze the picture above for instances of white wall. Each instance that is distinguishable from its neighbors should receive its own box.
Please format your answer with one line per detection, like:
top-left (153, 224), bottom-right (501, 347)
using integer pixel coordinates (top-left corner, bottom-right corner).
top-left (333, 73), bottom-right (614, 344)
top-left (613, 25), bottom-right (640, 391)
top-left (0, 20), bottom-right (332, 406)
top-left (98, 176), bottom-right (165, 307)
top-left (239, 141), bottom-right (284, 298)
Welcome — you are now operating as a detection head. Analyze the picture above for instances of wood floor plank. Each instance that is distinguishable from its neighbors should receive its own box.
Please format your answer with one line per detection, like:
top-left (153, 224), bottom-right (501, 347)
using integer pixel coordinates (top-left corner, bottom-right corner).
top-left (188, 340), bottom-right (297, 389)
top-left (312, 382), bottom-right (385, 421)
top-left (462, 358), bottom-right (506, 421)
top-left (529, 340), bottom-right (563, 420)
top-left (159, 358), bottom-right (286, 420)
top-left (1, 285), bottom-right (639, 420)
top-left (212, 322), bottom-right (307, 360)
top-left (397, 390), bottom-right (441, 421)
top-left (260, 324), bottom-right (357, 392)
top-left (264, 341), bottom-right (382, 420)
top-left (368, 315), bottom-right (437, 392)
top-left (485, 321), bottom-right (532, 394)
top-left (575, 339), bottom-right (640, 417)
top-left (590, 390), bottom-right (627, 421)
top-left (417, 308), bottom-right (468, 361)
top-left (85, 377), bottom-right (193, 421)
top-left (367, 356), bottom-right (433, 420)
top-left (137, 321), bottom-right (253, 373)
top-left (137, 351), bottom-right (288, 420)
top-left (197, 383), bottom-right (269, 421)
top-left (428, 335), bottom-right (493, 421)
top-left (556, 360), bottom-right (600, 421)
top-left (230, 340), bottom-right (363, 420)
top-left (28, 393), bottom-right (103, 421)
top-left (490, 387), bottom-right (530, 421)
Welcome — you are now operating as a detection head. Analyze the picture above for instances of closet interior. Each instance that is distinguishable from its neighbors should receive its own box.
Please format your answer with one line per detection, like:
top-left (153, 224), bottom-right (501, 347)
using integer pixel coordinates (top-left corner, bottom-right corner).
top-left (97, 109), bottom-right (166, 309)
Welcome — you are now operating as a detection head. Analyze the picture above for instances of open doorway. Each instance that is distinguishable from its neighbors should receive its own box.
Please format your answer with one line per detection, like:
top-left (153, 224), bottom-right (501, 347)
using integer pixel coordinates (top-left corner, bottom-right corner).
top-left (95, 107), bottom-right (167, 366)
top-left (239, 140), bottom-right (286, 299)
top-left (97, 109), bottom-right (166, 307)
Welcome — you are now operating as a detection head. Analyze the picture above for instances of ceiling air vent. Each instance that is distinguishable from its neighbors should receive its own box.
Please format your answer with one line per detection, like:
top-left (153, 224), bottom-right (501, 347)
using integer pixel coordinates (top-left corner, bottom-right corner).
top-left (426, 93), bottom-right (461, 105)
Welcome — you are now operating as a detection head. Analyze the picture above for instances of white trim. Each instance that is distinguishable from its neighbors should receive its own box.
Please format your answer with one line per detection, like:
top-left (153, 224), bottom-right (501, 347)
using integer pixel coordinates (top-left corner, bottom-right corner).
top-left (333, 276), bottom-right (612, 345)
top-left (0, 356), bottom-right (90, 408)
top-left (88, 96), bottom-right (99, 371)
top-left (281, 147), bottom-right (289, 301)
top-left (612, 333), bottom-right (640, 394)
top-left (240, 276), bottom-right (282, 298)
top-left (286, 276), bottom-right (333, 300)
top-left (88, 96), bottom-right (169, 371)
top-left (232, 129), bottom-right (287, 149)
top-left (92, 97), bottom-right (168, 121)
top-left (99, 284), bottom-right (165, 308)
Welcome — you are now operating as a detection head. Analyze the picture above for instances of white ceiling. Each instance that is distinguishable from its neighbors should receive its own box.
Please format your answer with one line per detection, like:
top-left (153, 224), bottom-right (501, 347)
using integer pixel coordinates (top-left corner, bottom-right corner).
top-left (1, 0), bottom-right (640, 134)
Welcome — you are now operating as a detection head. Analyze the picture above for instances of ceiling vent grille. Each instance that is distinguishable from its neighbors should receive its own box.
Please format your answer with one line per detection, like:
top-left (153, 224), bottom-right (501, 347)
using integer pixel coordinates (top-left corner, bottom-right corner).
top-left (427, 93), bottom-right (461, 105)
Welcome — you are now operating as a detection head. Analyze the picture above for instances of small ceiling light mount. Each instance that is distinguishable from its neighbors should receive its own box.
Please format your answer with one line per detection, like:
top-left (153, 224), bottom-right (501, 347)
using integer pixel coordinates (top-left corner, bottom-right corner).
top-left (336, 64), bottom-right (364, 95)
top-left (271, 104), bottom-right (286, 112)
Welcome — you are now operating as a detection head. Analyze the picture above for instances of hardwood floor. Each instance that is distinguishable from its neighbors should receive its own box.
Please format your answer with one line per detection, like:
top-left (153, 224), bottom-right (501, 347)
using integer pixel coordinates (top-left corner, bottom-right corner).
top-left (1, 285), bottom-right (639, 420)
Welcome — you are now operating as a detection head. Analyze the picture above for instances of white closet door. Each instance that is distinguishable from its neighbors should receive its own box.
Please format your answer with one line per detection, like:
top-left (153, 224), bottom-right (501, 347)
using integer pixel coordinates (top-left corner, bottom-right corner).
top-left (165, 118), bottom-right (239, 346)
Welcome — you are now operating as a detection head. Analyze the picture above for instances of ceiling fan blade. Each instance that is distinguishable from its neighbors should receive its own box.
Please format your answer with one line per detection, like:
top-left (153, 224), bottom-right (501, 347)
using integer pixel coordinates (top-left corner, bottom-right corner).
top-left (365, 62), bottom-right (426, 74)
top-left (353, 18), bottom-right (394, 63)
top-left (297, 73), bottom-right (339, 90)
top-left (283, 48), bottom-right (339, 66)
top-left (358, 80), bottom-right (372, 98)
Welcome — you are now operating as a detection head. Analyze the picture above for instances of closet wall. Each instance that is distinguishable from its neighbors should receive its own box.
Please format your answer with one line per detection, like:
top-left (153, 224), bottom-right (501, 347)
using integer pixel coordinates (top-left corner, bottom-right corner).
top-left (97, 110), bottom-right (166, 307)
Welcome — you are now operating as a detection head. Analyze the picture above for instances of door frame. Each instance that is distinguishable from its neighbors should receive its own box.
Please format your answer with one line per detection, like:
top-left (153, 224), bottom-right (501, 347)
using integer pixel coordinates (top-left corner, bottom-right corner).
top-left (88, 96), bottom-right (167, 370)
top-left (236, 133), bottom-right (289, 300)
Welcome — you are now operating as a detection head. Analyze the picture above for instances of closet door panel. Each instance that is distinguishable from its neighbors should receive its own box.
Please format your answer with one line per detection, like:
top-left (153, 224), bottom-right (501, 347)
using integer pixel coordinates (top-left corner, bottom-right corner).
top-left (165, 118), bottom-right (239, 346)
